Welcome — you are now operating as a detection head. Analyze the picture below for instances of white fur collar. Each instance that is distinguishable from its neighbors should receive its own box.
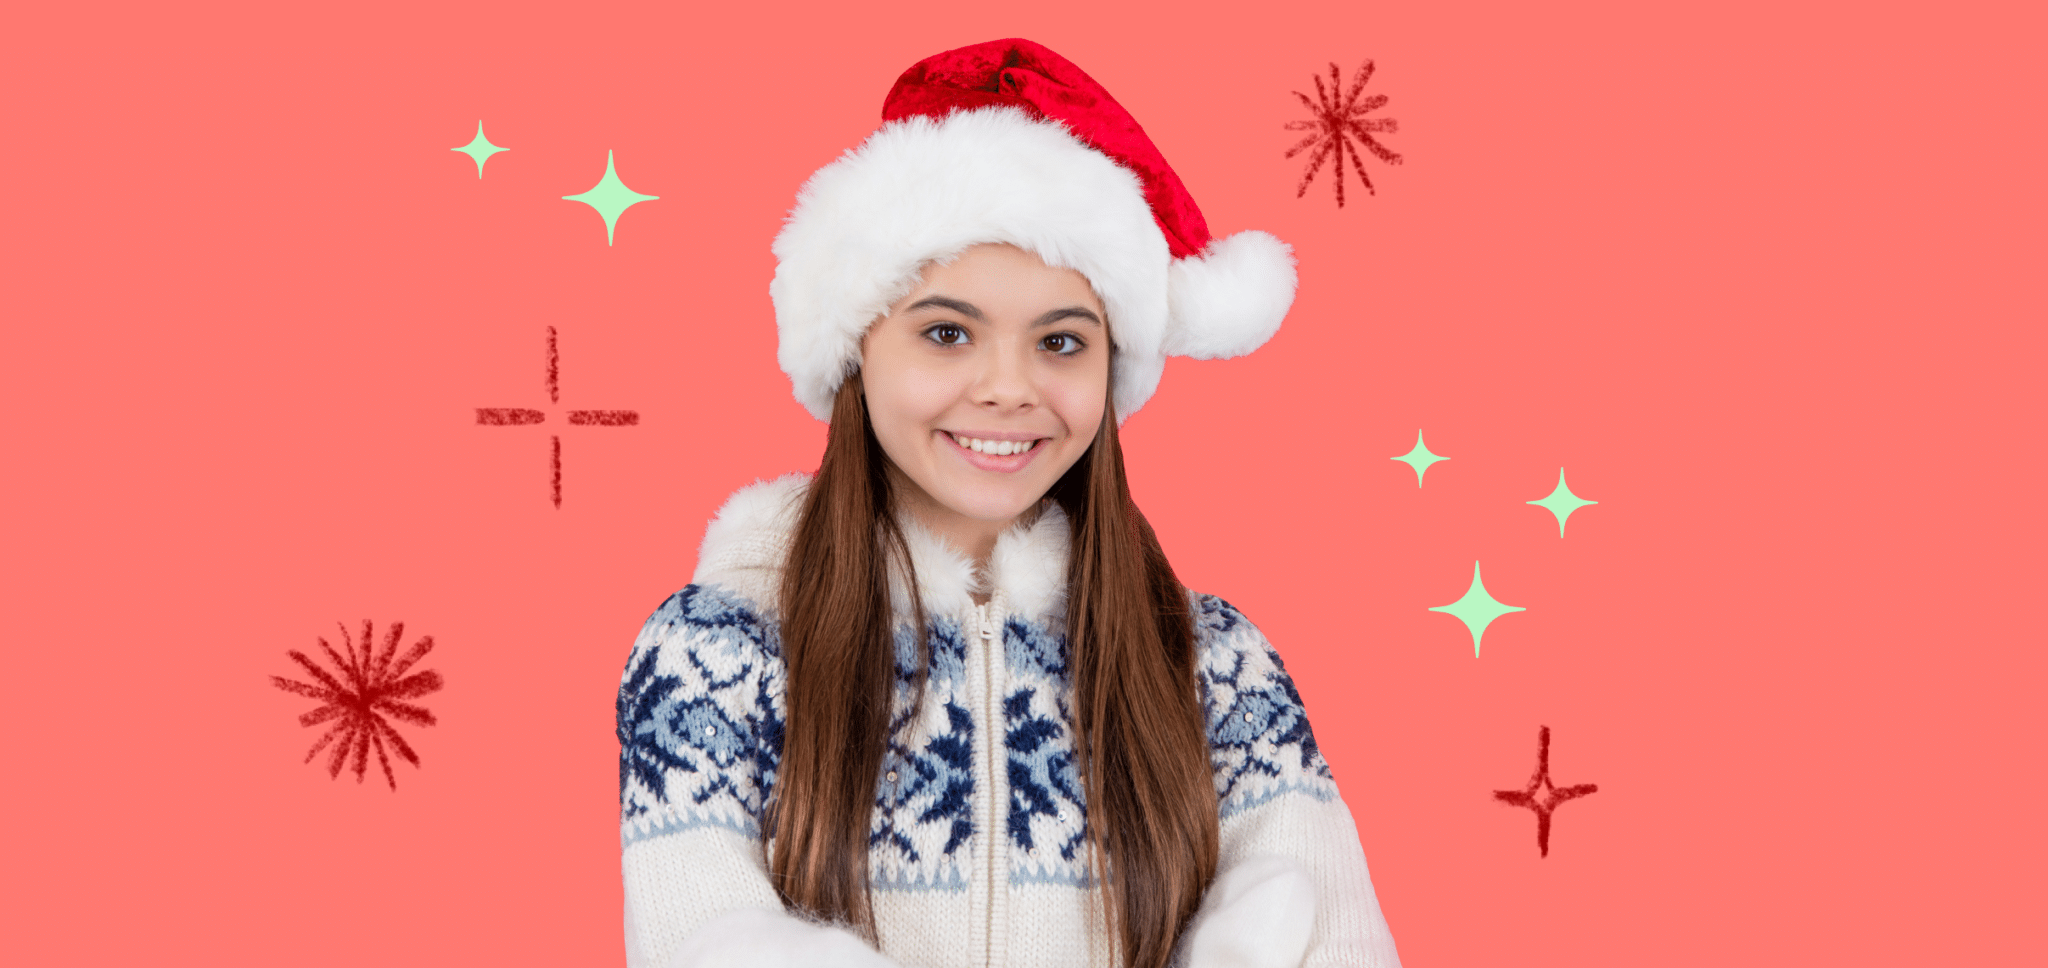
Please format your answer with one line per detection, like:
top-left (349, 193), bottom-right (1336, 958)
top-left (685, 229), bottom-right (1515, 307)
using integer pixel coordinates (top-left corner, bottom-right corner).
top-left (690, 472), bottom-right (1072, 626)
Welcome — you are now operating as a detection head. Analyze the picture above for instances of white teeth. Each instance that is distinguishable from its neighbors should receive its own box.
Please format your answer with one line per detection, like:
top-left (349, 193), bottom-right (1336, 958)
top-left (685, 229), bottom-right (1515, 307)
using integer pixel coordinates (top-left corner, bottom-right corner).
top-left (951, 434), bottom-right (1037, 456)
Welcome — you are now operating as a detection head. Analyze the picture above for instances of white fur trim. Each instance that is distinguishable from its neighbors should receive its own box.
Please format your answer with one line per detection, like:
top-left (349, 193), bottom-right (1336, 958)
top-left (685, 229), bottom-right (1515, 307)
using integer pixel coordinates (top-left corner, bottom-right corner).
top-left (691, 473), bottom-right (810, 612)
top-left (770, 107), bottom-right (1171, 425)
top-left (1165, 230), bottom-right (1297, 360)
top-left (884, 500), bottom-right (1071, 623)
top-left (692, 473), bottom-right (1072, 626)
top-left (888, 516), bottom-right (980, 620)
top-left (987, 501), bottom-right (1072, 624)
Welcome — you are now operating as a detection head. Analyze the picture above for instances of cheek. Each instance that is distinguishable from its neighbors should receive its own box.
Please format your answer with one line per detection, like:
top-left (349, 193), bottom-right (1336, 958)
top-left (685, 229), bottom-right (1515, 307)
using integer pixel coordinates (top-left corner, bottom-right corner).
top-left (1043, 370), bottom-right (1109, 442)
top-left (864, 356), bottom-right (964, 442)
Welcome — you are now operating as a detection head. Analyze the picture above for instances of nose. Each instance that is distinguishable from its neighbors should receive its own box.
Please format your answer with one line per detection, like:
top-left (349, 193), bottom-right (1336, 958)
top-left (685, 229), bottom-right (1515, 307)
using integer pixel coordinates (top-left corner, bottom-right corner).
top-left (969, 337), bottom-right (1037, 412)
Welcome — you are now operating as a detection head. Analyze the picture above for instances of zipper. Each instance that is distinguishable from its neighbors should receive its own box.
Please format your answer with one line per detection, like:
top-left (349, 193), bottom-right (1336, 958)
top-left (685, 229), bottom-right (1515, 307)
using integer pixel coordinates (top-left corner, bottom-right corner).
top-left (974, 598), bottom-right (1000, 968)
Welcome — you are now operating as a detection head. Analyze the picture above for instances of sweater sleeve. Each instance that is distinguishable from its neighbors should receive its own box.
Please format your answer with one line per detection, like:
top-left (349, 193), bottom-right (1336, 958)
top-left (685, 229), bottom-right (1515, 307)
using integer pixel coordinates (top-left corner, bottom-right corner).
top-left (617, 584), bottom-right (904, 968)
top-left (1181, 594), bottom-right (1402, 968)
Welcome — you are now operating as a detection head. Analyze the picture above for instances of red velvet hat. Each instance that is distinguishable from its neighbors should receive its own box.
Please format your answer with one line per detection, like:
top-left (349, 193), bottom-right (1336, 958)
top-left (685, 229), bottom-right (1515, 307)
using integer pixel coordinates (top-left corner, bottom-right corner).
top-left (771, 38), bottom-right (1297, 424)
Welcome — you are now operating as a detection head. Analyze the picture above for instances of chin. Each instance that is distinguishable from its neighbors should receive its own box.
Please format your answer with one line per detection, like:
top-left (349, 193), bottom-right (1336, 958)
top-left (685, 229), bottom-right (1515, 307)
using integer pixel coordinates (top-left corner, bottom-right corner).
top-left (932, 477), bottom-right (1046, 523)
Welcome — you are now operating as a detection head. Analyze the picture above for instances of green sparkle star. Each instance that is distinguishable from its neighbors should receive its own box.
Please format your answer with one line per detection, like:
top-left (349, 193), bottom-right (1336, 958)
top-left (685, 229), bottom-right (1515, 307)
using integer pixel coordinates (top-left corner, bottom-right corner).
top-left (1429, 561), bottom-right (1525, 657)
top-left (1527, 468), bottom-right (1598, 537)
top-left (452, 121), bottom-right (508, 178)
top-left (563, 150), bottom-right (658, 246)
top-left (1391, 430), bottom-right (1448, 487)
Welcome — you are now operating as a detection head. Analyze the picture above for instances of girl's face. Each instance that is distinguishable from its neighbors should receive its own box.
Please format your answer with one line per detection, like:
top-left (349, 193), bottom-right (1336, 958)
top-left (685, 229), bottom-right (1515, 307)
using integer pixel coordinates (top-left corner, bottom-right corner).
top-left (861, 243), bottom-right (1111, 529)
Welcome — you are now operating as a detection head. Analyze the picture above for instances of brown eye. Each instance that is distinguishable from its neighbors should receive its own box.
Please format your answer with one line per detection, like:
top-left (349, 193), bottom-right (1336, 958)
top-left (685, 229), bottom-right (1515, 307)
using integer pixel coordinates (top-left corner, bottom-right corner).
top-left (926, 324), bottom-right (968, 346)
top-left (1042, 333), bottom-right (1084, 355)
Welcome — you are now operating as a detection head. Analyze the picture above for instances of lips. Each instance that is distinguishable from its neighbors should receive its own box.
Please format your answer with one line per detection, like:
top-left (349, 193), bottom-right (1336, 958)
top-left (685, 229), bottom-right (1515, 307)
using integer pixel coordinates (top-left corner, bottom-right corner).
top-left (940, 430), bottom-right (1047, 473)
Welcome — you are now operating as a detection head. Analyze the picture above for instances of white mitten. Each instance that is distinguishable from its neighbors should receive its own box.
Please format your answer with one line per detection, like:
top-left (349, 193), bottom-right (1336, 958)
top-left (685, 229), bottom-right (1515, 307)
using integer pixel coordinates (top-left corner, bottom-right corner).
top-left (1177, 855), bottom-right (1318, 968)
top-left (662, 906), bottom-right (905, 968)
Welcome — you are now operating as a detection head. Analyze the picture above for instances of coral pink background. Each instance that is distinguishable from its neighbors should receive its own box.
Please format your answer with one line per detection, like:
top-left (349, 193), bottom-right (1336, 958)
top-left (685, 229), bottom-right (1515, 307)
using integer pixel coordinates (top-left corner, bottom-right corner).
top-left (4, 1), bottom-right (2041, 965)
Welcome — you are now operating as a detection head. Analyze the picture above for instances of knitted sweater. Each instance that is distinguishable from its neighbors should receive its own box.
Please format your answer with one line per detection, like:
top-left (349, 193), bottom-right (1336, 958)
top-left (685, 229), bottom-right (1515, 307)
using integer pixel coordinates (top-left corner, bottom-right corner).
top-left (617, 474), bottom-right (1401, 968)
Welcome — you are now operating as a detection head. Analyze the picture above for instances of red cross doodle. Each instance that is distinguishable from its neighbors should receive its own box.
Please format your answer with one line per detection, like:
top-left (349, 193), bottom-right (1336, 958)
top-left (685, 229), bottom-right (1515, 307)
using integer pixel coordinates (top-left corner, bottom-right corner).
top-left (1493, 725), bottom-right (1600, 858)
top-left (476, 326), bottom-right (638, 508)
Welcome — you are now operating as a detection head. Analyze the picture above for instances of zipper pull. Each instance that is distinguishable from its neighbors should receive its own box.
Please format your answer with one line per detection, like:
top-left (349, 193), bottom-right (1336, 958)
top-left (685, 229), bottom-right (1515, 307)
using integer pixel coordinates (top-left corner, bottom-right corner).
top-left (977, 602), bottom-right (996, 642)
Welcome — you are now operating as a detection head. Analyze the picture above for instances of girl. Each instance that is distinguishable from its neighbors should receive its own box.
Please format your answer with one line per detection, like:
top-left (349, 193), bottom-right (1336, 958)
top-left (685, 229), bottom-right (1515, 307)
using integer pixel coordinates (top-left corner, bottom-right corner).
top-left (617, 39), bottom-right (1401, 968)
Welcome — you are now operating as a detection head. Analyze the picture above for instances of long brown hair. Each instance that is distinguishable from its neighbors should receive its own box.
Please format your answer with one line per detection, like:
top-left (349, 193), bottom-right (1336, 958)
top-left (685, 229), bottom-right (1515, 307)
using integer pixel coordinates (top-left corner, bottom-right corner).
top-left (771, 371), bottom-right (1219, 968)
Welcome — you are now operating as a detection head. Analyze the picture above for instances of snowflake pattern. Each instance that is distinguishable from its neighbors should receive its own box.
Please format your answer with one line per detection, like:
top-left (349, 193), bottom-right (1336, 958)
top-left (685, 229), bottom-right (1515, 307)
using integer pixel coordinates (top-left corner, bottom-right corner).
top-left (1195, 595), bottom-right (1339, 817)
top-left (616, 584), bottom-right (784, 831)
top-left (1003, 618), bottom-right (1089, 870)
top-left (615, 585), bottom-right (1334, 888)
top-left (872, 618), bottom-right (978, 885)
top-left (1284, 59), bottom-right (1403, 208)
top-left (271, 620), bottom-right (443, 791)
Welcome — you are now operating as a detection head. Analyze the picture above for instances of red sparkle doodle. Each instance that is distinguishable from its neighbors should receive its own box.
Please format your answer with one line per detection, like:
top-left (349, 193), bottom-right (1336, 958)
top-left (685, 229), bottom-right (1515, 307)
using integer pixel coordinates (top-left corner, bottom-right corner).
top-left (1284, 60), bottom-right (1403, 208)
top-left (1493, 726), bottom-right (1599, 857)
top-left (271, 621), bottom-right (443, 791)
top-left (475, 326), bottom-right (640, 507)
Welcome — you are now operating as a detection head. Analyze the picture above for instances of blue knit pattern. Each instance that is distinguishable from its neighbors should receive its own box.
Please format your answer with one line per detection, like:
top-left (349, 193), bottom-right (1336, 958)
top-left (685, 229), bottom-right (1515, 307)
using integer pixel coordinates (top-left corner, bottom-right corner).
top-left (617, 584), bottom-right (785, 842)
top-left (1002, 617), bottom-right (1090, 879)
top-left (615, 585), bottom-right (1336, 883)
top-left (1193, 594), bottom-right (1339, 818)
top-left (870, 617), bottom-right (978, 888)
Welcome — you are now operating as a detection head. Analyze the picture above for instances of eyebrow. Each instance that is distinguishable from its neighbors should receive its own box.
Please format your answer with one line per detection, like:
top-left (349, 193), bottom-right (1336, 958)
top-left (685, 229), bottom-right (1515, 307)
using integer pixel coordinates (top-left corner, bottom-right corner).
top-left (903, 296), bottom-right (1103, 329)
top-left (1031, 306), bottom-right (1104, 329)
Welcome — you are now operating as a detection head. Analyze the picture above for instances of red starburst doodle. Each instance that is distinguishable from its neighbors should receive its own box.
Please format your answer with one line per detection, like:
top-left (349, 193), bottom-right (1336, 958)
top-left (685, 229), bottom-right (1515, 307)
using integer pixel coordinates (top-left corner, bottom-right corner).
top-left (271, 621), bottom-right (444, 791)
top-left (1284, 60), bottom-right (1403, 208)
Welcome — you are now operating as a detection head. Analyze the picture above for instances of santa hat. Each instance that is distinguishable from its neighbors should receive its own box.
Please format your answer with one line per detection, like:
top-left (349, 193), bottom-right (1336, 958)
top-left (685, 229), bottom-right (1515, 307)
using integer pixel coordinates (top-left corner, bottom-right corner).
top-left (769, 38), bottom-right (1297, 425)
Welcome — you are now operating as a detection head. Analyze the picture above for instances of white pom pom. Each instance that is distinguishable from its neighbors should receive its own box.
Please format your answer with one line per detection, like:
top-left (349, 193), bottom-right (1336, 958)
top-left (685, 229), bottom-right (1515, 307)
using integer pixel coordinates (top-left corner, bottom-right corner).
top-left (1163, 230), bottom-right (1298, 360)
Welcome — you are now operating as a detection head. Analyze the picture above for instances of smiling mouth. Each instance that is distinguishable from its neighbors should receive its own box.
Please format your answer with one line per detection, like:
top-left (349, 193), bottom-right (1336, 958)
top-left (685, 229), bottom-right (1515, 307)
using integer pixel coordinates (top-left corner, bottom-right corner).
top-left (944, 432), bottom-right (1046, 457)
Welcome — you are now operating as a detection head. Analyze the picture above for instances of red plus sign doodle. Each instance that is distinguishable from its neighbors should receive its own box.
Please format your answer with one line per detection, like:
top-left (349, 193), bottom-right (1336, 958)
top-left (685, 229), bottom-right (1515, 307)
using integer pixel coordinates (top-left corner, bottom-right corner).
top-left (476, 326), bottom-right (639, 508)
top-left (1493, 725), bottom-right (1600, 857)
